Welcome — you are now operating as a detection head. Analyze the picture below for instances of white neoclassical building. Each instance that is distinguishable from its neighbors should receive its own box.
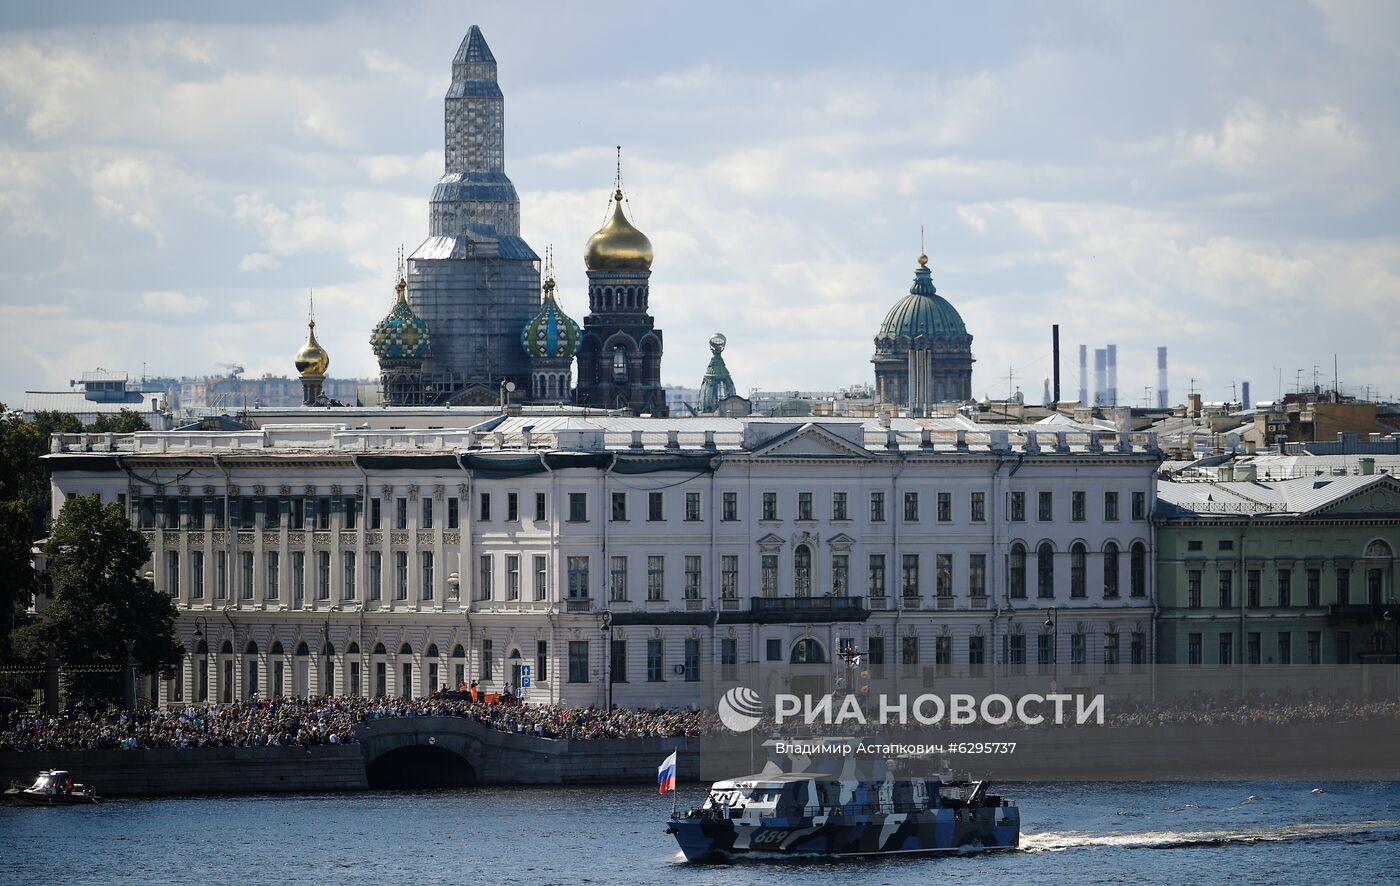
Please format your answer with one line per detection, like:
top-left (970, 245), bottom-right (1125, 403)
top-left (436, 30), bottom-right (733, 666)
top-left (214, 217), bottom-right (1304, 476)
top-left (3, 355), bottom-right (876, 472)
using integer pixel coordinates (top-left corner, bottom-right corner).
top-left (44, 414), bottom-right (1162, 707)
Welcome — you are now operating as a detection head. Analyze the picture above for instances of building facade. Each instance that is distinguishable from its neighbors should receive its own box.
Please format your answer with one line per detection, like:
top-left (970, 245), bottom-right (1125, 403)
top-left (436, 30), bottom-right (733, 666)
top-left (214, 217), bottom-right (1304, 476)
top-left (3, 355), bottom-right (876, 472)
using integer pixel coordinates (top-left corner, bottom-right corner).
top-left (45, 417), bottom-right (1160, 708)
top-left (1155, 468), bottom-right (1400, 696)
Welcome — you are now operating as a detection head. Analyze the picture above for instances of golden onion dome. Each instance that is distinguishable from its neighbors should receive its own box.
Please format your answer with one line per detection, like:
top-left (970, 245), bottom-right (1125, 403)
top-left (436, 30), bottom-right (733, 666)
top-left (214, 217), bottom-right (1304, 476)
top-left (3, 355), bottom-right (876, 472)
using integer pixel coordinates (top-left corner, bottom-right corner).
top-left (584, 189), bottom-right (653, 271)
top-left (295, 318), bottom-right (330, 378)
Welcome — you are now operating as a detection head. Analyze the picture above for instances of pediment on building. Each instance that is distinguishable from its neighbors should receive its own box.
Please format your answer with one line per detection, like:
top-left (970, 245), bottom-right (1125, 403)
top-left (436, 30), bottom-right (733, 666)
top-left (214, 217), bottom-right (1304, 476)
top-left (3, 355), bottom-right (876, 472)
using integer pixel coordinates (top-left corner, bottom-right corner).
top-left (750, 423), bottom-right (871, 459)
top-left (827, 532), bottom-right (856, 551)
top-left (444, 384), bottom-right (499, 407)
top-left (1309, 475), bottom-right (1400, 517)
top-left (756, 532), bottom-right (786, 551)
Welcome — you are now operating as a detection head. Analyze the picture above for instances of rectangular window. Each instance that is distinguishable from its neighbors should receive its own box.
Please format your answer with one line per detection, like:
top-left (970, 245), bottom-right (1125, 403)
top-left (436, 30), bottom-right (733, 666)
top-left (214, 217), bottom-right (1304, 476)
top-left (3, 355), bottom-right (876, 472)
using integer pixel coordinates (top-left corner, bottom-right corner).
top-left (902, 554), bottom-right (919, 599)
top-left (481, 640), bottom-right (493, 682)
top-left (1247, 569), bottom-right (1261, 607)
top-left (1278, 570), bottom-right (1292, 607)
top-left (396, 498), bottom-right (408, 530)
top-left (721, 638), bottom-right (737, 681)
top-left (722, 491), bottom-right (738, 522)
top-left (534, 492), bottom-right (547, 523)
top-left (1104, 545), bottom-right (1119, 598)
top-left (447, 497), bottom-right (459, 529)
top-left (937, 491), bottom-right (951, 522)
top-left (1307, 569), bottom-right (1320, 607)
top-left (568, 641), bottom-right (589, 683)
top-left (536, 640), bottom-right (548, 683)
top-left (534, 555), bottom-right (548, 601)
top-left (191, 550), bottom-right (205, 600)
top-left (242, 551), bottom-right (256, 600)
top-left (394, 551), bottom-right (408, 601)
top-left (970, 491), bottom-right (985, 523)
top-left (1131, 632), bottom-right (1146, 672)
top-left (797, 492), bottom-right (813, 521)
top-left (831, 553), bottom-right (849, 596)
top-left (1102, 633), bottom-right (1119, 673)
top-left (721, 555), bottom-right (739, 600)
top-left (316, 497), bottom-right (331, 530)
top-left (1219, 571), bottom-right (1234, 609)
top-left (969, 553), bottom-right (986, 598)
top-left (1008, 633), bottom-right (1027, 674)
top-left (285, 497), bottom-right (302, 530)
top-left (241, 496), bottom-right (257, 530)
top-left (568, 493), bottom-right (587, 523)
top-left (647, 639), bottom-right (664, 681)
top-left (1219, 539), bottom-right (1234, 551)
top-left (648, 491), bottom-right (664, 521)
top-left (567, 556), bottom-right (589, 599)
top-left (684, 638), bottom-right (700, 682)
top-left (287, 551), bottom-right (303, 606)
top-left (868, 554), bottom-right (886, 597)
top-left (760, 554), bottom-right (778, 598)
top-left (368, 498), bottom-right (381, 530)
top-left (1188, 633), bottom-right (1202, 666)
top-left (478, 492), bottom-right (491, 522)
top-left (870, 491), bottom-right (885, 522)
top-left (766, 638), bottom-right (782, 662)
top-left (1277, 631), bottom-right (1292, 665)
top-left (506, 554), bottom-right (521, 601)
top-left (420, 552), bottom-right (434, 600)
top-left (610, 639), bottom-right (627, 683)
top-left (647, 555), bottom-right (665, 602)
top-left (762, 492), bottom-right (778, 521)
top-left (1009, 491), bottom-right (1026, 522)
top-left (1307, 631), bottom-right (1321, 665)
top-left (1188, 540), bottom-right (1203, 551)
top-left (1247, 632), bottom-right (1261, 665)
top-left (1132, 491), bottom-right (1146, 520)
top-left (903, 492), bottom-right (919, 522)
top-left (1070, 633), bottom-right (1085, 674)
top-left (264, 497), bottom-right (280, 530)
top-left (166, 551), bottom-right (180, 597)
top-left (685, 491), bottom-right (702, 522)
top-left (1219, 632), bottom-right (1234, 665)
top-left (609, 555), bottom-right (628, 602)
top-left (189, 497), bottom-right (206, 529)
top-left (867, 636), bottom-right (885, 677)
top-left (346, 496), bottom-right (361, 530)
top-left (258, 551), bottom-right (278, 601)
top-left (901, 635), bottom-right (919, 677)
top-left (611, 491), bottom-right (628, 522)
top-left (1037, 633), bottom-right (1055, 674)
top-left (832, 491), bottom-right (848, 521)
top-left (1104, 491), bottom-right (1119, 521)
top-left (1038, 491), bottom-right (1053, 521)
top-left (968, 636), bottom-right (985, 676)
top-left (368, 551), bottom-right (382, 601)
top-left (1187, 570), bottom-right (1202, 608)
top-left (507, 492), bottom-right (518, 523)
top-left (341, 551), bottom-right (355, 601)
top-left (1336, 632), bottom-right (1351, 665)
top-left (936, 553), bottom-right (953, 598)
top-left (478, 554), bottom-right (493, 601)
top-left (1337, 567), bottom-right (1351, 605)
top-left (684, 555), bottom-right (703, 600)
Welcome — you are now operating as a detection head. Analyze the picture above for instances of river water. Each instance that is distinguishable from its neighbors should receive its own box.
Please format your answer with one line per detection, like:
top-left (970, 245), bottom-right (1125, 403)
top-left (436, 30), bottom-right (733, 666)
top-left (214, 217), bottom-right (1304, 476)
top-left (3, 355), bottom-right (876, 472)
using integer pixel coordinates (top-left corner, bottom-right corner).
top-left (3, 781), bottom-right (1398, 884)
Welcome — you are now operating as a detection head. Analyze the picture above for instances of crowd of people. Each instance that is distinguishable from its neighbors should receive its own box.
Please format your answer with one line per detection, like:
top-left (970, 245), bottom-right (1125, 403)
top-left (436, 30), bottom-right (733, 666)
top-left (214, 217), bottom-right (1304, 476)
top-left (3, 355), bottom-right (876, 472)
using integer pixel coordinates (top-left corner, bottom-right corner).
top-left (0, 694), bottom-right (722, 753)
top-left (1, 691), bottom-right (1397, 753)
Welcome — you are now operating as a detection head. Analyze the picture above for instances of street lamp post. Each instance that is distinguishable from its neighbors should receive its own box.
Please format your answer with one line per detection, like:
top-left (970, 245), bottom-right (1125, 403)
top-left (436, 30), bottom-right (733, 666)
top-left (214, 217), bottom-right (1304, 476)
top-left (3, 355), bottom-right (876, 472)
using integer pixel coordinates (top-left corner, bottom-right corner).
top-left (601, 610), bottom-right (613, 709)
top-left (192, 616), bottom-right (208, 703)
top-left (1045, 607), bottom-right (1059, 689)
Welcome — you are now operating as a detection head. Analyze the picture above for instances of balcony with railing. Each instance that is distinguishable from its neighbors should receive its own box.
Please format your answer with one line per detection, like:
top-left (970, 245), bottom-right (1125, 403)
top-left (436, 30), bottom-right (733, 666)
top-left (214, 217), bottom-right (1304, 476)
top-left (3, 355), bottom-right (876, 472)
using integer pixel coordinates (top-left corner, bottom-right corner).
top-left (1328, 602), bottom-right (1396, 625)
top-left (749, 596), bottom-right (868, 623)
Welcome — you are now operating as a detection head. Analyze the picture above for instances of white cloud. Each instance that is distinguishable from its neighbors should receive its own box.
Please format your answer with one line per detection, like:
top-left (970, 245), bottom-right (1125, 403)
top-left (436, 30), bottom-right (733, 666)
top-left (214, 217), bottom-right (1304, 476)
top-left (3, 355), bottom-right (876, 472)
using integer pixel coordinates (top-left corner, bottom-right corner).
top-left (141, 290), bottom-right (209, 315)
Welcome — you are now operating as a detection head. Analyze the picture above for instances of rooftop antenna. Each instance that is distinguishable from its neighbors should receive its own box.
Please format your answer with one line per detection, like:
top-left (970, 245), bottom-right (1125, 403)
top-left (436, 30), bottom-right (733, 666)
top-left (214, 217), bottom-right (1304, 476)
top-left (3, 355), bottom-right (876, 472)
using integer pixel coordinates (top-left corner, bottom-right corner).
top-left (1006, 365), bottom-right (1017, 401)
top-left (1333, 353), bottom-right (1339, 398)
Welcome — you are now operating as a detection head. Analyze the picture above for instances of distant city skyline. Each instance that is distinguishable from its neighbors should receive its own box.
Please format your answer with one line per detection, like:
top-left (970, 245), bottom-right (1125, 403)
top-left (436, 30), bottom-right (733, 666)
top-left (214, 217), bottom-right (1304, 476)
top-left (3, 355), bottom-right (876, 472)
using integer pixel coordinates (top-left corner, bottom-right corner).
top-left (1, 0), bottom-right (1397, 408)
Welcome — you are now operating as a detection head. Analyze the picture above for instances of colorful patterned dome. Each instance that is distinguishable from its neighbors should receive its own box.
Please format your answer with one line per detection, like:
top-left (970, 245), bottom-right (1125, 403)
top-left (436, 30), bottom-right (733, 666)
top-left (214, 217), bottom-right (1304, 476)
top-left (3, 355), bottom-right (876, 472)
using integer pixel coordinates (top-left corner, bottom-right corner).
top-left (521, 275), bottom-right (580, 359)
top-left (371, 275), bottom-right (432, 361)
top-left (876, 255), bottom-right (969, 342)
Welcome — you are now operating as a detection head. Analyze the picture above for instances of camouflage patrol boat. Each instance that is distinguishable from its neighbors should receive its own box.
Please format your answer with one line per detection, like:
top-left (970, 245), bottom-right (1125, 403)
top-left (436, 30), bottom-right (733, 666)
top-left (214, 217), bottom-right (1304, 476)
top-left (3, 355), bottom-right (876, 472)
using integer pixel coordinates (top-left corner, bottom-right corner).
top-left (666, 746), bottom-right (1019, 861)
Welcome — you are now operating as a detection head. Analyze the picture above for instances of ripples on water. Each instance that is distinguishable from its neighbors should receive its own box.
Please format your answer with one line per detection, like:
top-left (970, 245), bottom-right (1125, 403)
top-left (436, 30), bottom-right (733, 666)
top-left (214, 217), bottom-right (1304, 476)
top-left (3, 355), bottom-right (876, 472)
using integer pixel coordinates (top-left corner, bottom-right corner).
top-left (2, 781), bottom-right (1397, 885)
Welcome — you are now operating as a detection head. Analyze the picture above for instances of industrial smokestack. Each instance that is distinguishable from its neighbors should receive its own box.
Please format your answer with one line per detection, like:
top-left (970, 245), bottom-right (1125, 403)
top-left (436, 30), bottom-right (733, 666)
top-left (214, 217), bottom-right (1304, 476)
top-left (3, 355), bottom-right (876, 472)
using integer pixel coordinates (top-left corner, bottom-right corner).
top-left (1052, 324), bottom-right (1061, 409)
top-left (1157, 346), bottom-right (1168, 409)
top-left (1106, 343), bottom-right (1118, 408)
top-left (1241, 381), bottom-right (1251, 411)
top-left (1078, 345), bottom-right (1088, 405)
top-left (1094, 348), bottom-right (1106, 406)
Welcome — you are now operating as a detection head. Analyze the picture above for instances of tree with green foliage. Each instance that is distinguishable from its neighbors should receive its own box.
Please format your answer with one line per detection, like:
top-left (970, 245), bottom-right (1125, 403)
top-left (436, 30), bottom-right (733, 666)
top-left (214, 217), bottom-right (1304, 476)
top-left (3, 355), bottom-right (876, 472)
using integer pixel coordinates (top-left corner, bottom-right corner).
top-left (86, 409), bottom-right (151, 434)
top-left (14, 494), bottom-right (181, 706)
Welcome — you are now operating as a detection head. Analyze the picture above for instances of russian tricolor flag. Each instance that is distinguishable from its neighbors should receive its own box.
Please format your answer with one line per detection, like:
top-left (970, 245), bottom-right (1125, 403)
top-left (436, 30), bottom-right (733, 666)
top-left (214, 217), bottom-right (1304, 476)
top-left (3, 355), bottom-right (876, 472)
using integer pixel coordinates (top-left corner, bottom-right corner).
top-left (657, 750), bottom-right (678, 795)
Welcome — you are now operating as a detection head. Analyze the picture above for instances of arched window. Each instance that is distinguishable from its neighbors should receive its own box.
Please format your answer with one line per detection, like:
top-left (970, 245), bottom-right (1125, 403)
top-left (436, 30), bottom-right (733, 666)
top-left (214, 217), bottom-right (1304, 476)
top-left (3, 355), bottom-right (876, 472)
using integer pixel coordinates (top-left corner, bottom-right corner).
top-left (790, 638), bottom-right (826, 664)
top-left (270, 640), bottom-right (284, 656)
top-left (1365, 540), bottom-right (1393, 559)
top-left (295, 641), bottom-right (309, 657)
top-left (1009, 543), bottom-right (1026, 598)
top-left (196, 640), bottom-right (208, 655)
top-left (794, 545), bottom-right (813, 597)
top-left (220, 640), bottom-right (233, 655)
top-left (612, 348), bottom-right (627, 382)
top-left (399, 642), bottom-right (413, 656)
top-left (244, 640), bottom-right (259, 656)
top-left (1130, 542), bottom-right (1147, 597)
top-left (322, 643), bottom-right (335, 657)
top-left (1037, 543), bottom-right (1055, 599)
top-left (451, 644), bottom-right (466, 658)
top-left (372, 642), bottom-right (386, 655)
top-left (1103, 542), bottom-right (1120, 598)
top-left (346, 641), bottom-right (360, 655)
top-left (1070, 543), bottom-right (1086, 598)
top-left (425, 644), bottom-right (440, 658)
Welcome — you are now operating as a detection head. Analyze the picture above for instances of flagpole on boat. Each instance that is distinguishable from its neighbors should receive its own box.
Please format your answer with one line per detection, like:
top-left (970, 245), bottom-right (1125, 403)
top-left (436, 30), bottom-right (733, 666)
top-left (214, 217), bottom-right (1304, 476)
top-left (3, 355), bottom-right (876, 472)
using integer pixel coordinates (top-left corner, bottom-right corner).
top-left (671, 743), bottom-right (678, 819)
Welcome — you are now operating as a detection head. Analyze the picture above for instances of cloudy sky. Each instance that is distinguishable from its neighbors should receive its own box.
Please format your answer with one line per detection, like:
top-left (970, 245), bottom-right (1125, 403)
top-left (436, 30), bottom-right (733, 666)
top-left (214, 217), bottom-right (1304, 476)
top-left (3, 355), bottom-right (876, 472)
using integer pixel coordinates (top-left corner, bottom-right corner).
top-left (2, 0), bottom-right (1398, 408)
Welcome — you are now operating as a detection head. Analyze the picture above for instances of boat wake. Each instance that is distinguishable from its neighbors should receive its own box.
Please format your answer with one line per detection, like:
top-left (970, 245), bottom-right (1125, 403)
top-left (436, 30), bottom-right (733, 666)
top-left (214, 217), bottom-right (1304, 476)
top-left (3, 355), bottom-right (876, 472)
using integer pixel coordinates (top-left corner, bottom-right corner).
top-left (1021, 820), bottom-right (1400, 853)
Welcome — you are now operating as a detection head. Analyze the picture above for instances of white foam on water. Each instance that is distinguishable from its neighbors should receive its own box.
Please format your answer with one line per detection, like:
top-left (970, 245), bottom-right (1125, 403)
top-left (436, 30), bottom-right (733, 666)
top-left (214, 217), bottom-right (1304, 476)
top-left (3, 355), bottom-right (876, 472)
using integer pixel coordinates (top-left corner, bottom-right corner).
top-left (1020, 820), bottom-right (1400, 853)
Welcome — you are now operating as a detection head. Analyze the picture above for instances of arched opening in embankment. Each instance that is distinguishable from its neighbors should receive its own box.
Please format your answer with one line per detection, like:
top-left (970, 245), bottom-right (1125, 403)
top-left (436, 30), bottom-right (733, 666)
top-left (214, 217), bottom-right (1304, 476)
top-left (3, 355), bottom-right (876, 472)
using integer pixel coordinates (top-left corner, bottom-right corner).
top-left (365, 745), bottom-right (477, 789)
